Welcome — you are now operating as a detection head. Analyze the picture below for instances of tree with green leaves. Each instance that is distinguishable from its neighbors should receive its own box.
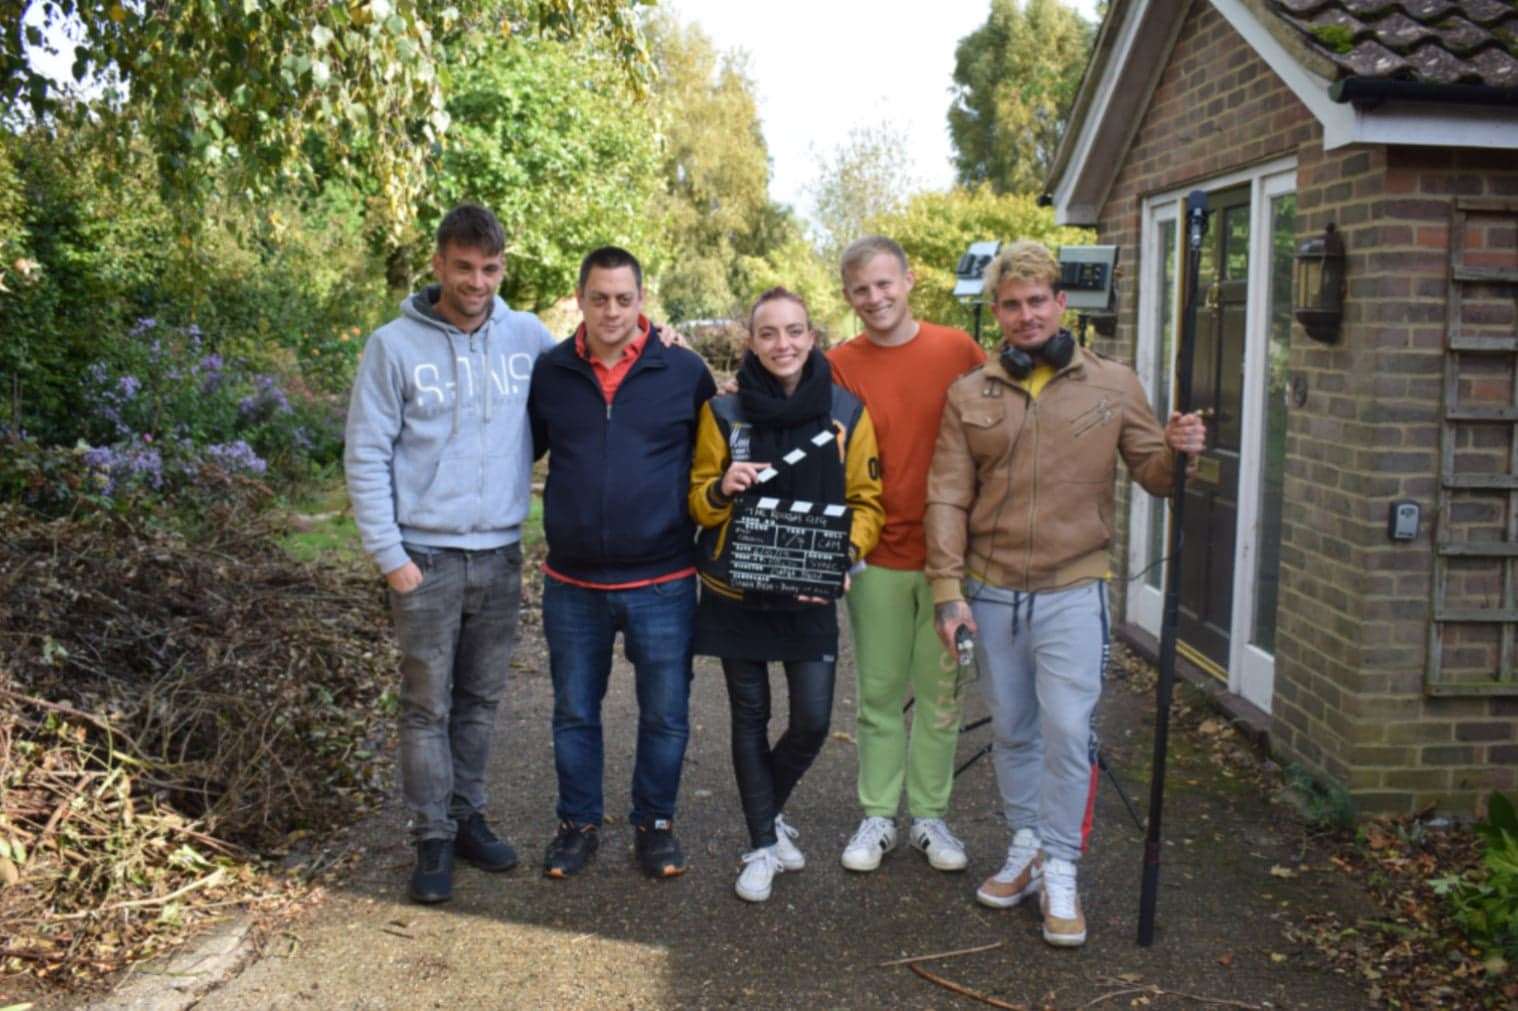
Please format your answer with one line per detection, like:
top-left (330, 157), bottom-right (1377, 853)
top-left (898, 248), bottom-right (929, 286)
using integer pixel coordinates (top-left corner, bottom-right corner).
top-left (428, 37), bottom-right (663, 312)
top-left (869, 185), bottom-right (1092, 338)
top-left (806, 121), bottom-right (916, 267)
top-left (1, 0), bottom-right (650, 237)
top-left (947, 0), bottom-right (1093, 196)
top-left (730, 215), bottom-right (849, 341)
top-left (643, 12), bottom-right (783, 323)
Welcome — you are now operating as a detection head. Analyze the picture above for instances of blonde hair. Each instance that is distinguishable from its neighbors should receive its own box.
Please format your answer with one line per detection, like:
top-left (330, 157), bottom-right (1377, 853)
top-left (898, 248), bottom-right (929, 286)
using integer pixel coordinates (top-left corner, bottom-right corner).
top-left (983, 240), bottom-right (1060, 298)
top-left (839, 236), bottom-right (909, 284)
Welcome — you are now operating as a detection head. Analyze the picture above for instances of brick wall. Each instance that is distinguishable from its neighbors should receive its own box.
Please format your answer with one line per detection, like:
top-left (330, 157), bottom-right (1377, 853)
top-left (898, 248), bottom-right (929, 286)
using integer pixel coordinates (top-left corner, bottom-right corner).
top-left (1089, 0), bottom-right (1518, 814)
top-left (1319, 146), bottom-right (1518, 813)
top-left (1095, 0), bottom-right (1317, 626)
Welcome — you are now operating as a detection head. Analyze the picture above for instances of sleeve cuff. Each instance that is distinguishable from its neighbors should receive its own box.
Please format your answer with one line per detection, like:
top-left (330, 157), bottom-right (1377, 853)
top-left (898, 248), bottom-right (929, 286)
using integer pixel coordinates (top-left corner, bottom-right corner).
top-left (705, 481), bottom-right (731, 509)
top-left (375, 543), bottom-right (411, 575)
top-left (931, 578), bottom-right (965, 605)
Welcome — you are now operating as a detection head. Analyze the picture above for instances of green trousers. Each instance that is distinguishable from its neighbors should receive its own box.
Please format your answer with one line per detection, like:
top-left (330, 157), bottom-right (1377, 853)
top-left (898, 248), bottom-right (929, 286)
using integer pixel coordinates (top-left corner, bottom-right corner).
top-left (846, 564), bottom-right (962, 819)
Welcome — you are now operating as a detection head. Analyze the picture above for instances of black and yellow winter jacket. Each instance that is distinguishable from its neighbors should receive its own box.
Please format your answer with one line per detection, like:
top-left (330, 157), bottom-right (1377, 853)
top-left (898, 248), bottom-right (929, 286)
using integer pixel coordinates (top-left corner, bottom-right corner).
top-left (688, 386), bottom-right (885, 607)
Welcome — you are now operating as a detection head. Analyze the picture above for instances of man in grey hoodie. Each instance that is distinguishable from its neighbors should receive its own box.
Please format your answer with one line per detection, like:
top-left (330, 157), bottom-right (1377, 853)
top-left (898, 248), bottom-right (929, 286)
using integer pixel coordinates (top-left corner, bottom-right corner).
top-left (345, 204), bottom-right (555, 904)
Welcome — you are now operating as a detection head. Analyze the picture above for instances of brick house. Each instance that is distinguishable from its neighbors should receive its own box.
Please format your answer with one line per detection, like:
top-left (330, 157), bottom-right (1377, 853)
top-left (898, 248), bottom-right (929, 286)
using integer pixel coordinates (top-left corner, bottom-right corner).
top-left (1046, 0), bottom-right (1518, 813)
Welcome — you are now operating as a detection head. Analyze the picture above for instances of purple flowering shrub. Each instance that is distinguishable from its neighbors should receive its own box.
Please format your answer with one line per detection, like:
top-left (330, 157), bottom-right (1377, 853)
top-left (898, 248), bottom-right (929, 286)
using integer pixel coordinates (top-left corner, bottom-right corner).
top-left (3, 319), bottom-right (340, 512)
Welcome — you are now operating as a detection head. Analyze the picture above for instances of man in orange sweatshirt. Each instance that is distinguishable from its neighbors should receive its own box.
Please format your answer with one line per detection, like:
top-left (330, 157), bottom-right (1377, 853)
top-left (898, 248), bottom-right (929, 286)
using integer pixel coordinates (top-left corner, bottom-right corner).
top-left (827, 236), bottom-right (986, 875)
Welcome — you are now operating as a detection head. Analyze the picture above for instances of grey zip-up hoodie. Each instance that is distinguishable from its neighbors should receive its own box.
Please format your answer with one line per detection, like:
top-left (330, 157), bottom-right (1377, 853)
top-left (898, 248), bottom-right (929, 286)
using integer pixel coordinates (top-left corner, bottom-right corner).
top-left (344, 287), bottom-right (555, 575)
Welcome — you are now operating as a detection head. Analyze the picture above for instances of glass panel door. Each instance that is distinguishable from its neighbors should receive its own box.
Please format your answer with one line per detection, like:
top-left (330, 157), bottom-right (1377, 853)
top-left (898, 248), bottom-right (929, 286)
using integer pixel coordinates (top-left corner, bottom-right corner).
top-left (1250, 192), bottom-right (1295, 653)
top-left (1146, 217), bottom-right (1179, 590)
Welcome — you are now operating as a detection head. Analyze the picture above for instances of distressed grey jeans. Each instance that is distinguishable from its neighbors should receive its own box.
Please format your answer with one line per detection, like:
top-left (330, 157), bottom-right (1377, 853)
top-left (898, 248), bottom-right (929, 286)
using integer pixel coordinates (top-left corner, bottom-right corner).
top-left (389, 543), bottom-right (523, 841)
top-left (967, 579), bottom-right (1108, 862)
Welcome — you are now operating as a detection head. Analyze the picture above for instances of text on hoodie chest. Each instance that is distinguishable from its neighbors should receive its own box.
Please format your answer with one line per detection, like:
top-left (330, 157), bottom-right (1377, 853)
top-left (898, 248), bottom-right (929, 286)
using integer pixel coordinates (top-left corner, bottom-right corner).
top-left (411, 351), bottom-right (536, 408)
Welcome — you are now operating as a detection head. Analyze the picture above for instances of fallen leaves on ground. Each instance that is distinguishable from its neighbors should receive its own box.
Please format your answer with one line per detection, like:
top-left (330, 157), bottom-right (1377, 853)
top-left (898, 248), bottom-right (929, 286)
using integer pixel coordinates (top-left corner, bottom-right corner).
top-left (1286, 816), bottom-right (1511, 1009)
top-left (1108, 643), bottom-right (1509, 1009)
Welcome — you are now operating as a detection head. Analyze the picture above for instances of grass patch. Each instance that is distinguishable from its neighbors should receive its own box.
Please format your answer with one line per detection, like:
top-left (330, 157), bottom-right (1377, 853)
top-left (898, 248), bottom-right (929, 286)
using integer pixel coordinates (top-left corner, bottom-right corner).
top-left (523, 493), bottom-right (544, 547)
top-left (280, 476), bottom-right (545, 563)
top-left (1284, 763), bottom-right (1356, 831)
top-left (281, 477), bottom-right (363, 564)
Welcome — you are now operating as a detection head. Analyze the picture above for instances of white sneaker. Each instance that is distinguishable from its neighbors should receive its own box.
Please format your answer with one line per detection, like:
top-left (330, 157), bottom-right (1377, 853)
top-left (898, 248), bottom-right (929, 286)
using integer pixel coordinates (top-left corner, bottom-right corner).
top-left (840, 816), bottom-right (898, 871)
top-left (1039, 856), bottom-right (1087, 947)
top-left (772, 813), bottom-right (805, 871)
top-left (976, 828), bottom-right (1043, 908)
top-left (908, 817), bottom-right (968, 871)
top-left (735, 845), bottom-right (783, 903)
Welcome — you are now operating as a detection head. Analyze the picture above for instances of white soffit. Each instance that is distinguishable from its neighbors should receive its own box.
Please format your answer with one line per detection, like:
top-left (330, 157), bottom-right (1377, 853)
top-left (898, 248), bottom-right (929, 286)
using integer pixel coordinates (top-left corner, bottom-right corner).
top-left (1053, 0), bottom-right (1189, 226)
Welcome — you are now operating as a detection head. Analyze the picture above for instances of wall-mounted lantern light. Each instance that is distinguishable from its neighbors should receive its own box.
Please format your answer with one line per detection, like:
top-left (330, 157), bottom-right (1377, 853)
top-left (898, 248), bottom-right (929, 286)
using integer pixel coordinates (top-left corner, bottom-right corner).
top-left (1294, 222), bottom-right (1347, 343)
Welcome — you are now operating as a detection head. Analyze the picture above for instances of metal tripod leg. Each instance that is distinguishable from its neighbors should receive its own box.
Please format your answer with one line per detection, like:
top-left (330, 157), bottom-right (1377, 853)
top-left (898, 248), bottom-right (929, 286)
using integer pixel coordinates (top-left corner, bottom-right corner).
top-left (954, 741), bottom-right (993, 777)
top-left (952, 738), bottom-right (1147, 837)
top-left (1098, 749), bottom-right (1145, 834)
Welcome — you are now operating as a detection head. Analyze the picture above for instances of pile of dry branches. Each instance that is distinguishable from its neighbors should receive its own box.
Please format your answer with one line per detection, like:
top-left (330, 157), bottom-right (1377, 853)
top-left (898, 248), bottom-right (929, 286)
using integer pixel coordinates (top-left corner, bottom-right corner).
top-left (0, 502), bottom-right (395, 984)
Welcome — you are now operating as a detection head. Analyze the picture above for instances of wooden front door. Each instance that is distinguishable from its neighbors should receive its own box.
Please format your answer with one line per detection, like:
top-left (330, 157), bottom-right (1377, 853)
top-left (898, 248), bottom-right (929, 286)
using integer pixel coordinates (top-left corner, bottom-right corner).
top-left (1178, 187), bottom-right (1250, 674)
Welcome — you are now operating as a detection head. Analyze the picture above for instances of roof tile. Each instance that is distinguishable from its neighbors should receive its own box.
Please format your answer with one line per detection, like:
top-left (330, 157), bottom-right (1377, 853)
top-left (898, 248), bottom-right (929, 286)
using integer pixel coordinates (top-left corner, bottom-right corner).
top-left (1439, 15), bottom-right (1494, 55)
top-left (1468, 46), bottom-right (1518, 88)
top-left (1305, 7), bottom-right (1369, 33)
top-left (1270, 0), bottom-right (1518, 89)
top-left (1339, 0), bottom-right (1401, 16)
top-left (1335, 38), bottom-right (1412, 77)
top-left (1460, 0), bottom-right (1515, 27)
top-left (1370, 11), bottom-right (1441, 50)
top-left (1403, 40), bottom-right (1481, 83)
top-left (1397, 0), bottom-right (1459, 21)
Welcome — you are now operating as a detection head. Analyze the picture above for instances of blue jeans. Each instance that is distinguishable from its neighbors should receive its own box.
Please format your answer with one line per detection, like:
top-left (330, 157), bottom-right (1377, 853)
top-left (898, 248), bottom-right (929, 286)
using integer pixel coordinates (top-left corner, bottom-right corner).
top-left (389, 543), bottom-right (523, 842)
top-left (542, 574), bottom-right (696, 827)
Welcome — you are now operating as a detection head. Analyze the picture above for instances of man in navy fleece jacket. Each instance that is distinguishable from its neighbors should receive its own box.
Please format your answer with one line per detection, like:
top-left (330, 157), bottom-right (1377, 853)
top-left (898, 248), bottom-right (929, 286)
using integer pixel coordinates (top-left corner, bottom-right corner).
top-left (529, 245), bottom-right (715, 881)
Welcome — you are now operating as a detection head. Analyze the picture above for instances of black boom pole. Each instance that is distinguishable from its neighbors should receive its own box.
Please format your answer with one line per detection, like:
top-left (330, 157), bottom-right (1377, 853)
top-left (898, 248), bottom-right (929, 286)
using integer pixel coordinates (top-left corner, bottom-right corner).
top-left (1137, 189), bottom-right (1209, 947)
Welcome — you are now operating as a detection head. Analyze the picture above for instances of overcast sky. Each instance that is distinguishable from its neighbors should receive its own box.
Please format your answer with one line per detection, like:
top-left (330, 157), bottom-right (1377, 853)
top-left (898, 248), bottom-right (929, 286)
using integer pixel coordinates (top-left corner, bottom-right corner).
top-left (664, 0), bottom-right (1103, 219)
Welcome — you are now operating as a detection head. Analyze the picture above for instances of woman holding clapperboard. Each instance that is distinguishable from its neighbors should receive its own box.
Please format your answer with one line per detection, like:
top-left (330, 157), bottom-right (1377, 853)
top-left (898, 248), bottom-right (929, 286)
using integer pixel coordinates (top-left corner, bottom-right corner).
top-left (689, 287), bottom-right (885, 903)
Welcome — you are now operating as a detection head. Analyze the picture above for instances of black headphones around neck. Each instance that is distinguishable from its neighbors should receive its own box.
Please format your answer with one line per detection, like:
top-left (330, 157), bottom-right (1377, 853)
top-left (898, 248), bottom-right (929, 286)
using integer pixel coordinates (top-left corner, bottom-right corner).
top-left (999, 328), bottom-right (1076, 380)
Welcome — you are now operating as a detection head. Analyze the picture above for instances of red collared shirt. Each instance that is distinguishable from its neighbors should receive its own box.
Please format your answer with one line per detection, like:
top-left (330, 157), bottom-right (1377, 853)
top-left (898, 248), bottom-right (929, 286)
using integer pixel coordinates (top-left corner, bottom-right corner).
top-left (575, 316), bottom-right (651, 404)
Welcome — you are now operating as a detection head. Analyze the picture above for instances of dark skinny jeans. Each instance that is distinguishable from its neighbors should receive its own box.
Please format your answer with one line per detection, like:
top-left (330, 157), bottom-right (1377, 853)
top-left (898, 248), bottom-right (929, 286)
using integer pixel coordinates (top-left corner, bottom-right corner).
top-left (722, 658), bottom-right (836, 849)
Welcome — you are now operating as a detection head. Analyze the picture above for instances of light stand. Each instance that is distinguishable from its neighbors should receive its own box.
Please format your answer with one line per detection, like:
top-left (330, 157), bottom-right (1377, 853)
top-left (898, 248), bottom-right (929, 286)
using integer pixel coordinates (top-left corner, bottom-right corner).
top-left (1137, 189), bottom-right (1209, 947)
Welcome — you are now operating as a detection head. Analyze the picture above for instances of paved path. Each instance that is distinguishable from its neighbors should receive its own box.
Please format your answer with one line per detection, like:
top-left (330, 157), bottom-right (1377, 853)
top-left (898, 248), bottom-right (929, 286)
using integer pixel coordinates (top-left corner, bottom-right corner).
top-left (183, 614), bottom-right (1370, 1010)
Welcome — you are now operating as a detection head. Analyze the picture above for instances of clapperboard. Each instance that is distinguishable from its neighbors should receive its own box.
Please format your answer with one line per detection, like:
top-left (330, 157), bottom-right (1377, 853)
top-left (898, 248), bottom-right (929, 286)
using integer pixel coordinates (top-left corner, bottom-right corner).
top-left (725, 428), bottom-right (853, 597)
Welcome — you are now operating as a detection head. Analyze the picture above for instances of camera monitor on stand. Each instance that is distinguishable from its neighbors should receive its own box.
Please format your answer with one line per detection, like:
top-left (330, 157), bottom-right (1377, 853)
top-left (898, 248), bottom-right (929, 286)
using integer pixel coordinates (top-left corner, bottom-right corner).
top-left (1057, 244), bottom-right (1119, 342)
top-left (954, 240), bottom-right (1002, 342)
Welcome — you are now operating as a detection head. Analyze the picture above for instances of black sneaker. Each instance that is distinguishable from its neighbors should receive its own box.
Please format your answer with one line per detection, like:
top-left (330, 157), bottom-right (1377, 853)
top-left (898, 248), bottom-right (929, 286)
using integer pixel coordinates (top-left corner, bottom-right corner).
top-left (409, 839), bottom-right (454, 904)
top-left (454, 813), bottom-right (518, 873)
top-left (543, 821), bottom-right (599, 879)
top-left (634, 818), bottom-right (687, 878)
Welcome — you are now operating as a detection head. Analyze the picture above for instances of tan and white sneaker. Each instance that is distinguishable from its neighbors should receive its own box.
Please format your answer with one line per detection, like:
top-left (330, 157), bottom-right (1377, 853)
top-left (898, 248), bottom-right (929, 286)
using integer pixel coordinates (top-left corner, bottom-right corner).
top-left (1039, 856), bottom-right (1087, 947)
top-left (975, 828), bottom-right (1043, 908)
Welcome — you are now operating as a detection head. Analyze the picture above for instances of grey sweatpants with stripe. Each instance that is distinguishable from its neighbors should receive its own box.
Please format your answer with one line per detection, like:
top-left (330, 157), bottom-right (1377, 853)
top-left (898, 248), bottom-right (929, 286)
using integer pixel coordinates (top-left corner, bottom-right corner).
top-left (967, 580), bottom-right (1107, 862)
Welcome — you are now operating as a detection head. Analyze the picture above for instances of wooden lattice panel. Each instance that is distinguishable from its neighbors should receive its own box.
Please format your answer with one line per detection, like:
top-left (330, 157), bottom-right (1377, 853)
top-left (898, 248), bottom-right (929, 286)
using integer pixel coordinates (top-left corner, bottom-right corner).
top-left (1428, 198), bottom-right (1518, 695)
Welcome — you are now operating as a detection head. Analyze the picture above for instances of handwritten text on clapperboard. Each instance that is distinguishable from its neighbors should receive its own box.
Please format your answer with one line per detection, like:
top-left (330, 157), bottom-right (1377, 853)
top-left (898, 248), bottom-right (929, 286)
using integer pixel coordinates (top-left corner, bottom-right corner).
top-left (727, 497), bottom-right (852, 597)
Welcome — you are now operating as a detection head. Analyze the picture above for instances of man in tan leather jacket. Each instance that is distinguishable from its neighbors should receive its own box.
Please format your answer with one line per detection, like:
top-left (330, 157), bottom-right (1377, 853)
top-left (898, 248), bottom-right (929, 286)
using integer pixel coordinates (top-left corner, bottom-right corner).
top-left (924, 240), bottom-right (1204, 947)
